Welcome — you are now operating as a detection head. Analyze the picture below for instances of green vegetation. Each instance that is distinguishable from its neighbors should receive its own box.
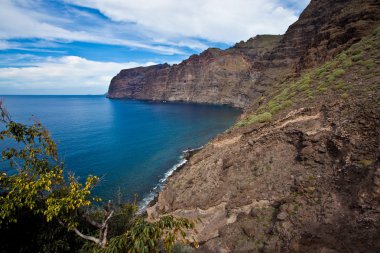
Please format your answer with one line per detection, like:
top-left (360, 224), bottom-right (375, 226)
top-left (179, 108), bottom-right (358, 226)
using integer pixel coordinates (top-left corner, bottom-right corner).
top-left (0, 104), bottom-right (195, 252)
top-left (333, 80), bottom-right (346, 90)
top-left (351, 53), bottom-right (364, 62)
top-left (236, 25), bottom-right (380, 128)
top-left (327, 69), bottom-right (345, 83)
top-left (237, 112), bottom-right (272, 127)
top-left (359, 59), bottom-right (376, 69)
top-left (359, 159), bottom-right (373, 167)
top-left (341, 93), bottom-right (349, 99)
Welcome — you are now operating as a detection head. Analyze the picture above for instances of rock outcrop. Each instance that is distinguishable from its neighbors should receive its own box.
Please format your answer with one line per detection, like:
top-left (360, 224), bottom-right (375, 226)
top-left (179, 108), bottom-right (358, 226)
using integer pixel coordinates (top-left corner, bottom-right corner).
top-left (108, 0), bottom-right (380, 108)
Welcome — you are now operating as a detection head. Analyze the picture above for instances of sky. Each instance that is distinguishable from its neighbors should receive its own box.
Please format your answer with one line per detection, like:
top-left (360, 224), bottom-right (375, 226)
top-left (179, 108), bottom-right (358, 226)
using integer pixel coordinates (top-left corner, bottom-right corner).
top-left (0, 0), bottom-right (310, 95)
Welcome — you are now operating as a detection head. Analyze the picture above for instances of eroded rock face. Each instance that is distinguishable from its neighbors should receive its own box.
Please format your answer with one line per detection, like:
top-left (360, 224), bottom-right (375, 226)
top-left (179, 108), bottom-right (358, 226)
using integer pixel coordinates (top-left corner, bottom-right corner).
top-left (268, 0), bottom-right (380, 71)
top-left (108, 0), bottom-right (380, 108)
top-left (108, 48), bottom-right (262, 108)
top-left (147, 98), bottom-right (380, 252)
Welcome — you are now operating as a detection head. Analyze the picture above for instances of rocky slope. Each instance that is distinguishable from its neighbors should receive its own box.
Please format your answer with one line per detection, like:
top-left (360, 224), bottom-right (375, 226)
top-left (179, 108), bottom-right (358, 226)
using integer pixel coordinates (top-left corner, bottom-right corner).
top-left (108, 0), bottom-right (380, 108)
top-left (107, 0), bottom-right (380, 251)
top-left (147, 25), bottom-right (380, 253)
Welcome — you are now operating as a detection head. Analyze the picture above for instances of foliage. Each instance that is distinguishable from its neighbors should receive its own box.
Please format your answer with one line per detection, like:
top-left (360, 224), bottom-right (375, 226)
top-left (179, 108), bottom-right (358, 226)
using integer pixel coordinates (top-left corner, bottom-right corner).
top-left (327, 68), bottom-right (345, 82)
top-left (237, 112), bottom-right (272, 127)
top-left (341, 93), bottom-right (349, 99)
top-left (0, 104), bottom-right (99, 227)
top-left (0, 104), bottom-right (196, 252)
top-left (103, 215), bottom-right (196, 253)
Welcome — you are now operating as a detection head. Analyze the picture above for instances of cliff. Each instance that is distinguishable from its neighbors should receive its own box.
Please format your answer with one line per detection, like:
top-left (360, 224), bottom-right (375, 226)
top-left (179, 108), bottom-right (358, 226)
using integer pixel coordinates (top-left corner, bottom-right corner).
top-left (108, 48), bottom-right (258, 107)
top-left (108, 0), bottom-right (380, 108)
top-left (141, 0), bottom-right (380, 252)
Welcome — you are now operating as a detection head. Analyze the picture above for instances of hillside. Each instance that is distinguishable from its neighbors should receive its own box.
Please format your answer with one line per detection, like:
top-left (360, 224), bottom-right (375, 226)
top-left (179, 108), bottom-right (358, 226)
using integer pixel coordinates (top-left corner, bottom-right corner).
top-left (107, 0), bottom-right (380, 252)
top-left (147, 24), bottom-right (380, 253)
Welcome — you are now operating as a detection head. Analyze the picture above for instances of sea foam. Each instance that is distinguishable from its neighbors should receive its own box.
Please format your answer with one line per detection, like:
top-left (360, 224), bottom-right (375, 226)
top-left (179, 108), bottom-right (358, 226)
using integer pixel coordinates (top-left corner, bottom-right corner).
top-left (138, 146), bottom-right (203, 212)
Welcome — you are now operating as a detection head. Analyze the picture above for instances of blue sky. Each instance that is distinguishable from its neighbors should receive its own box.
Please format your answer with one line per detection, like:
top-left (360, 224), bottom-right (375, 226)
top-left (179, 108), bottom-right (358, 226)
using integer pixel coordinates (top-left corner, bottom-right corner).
top-left (0, 0), bottom-right (310, 95)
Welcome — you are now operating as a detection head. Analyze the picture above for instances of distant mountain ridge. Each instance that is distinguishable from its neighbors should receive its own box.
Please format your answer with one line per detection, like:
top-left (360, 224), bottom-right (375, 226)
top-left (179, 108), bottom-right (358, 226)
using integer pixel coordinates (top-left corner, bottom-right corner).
top-left (107, 0), bottom-right (380, 108)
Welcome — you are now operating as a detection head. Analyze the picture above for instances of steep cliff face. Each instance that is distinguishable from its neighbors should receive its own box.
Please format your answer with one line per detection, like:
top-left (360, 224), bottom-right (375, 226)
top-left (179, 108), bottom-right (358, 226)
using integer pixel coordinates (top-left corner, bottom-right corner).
top-left (109, 48), bottom-right (261, 107)
top-left (266, 0), bottom-right (380, 71)
top-left (108, 47), bottom-right (263, 108)
top-left (108, 0), bottom-right (380, 108)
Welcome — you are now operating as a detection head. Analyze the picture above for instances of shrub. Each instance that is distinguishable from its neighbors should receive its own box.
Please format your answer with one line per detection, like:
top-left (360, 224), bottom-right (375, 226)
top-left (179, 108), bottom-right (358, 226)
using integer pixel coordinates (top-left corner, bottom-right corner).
top-left (327, 74), bottom-right (336, 82)
top-left (332, 68), bottom-right (346, 77)
top-left (342, 58), bottom-right (353, 68)
top-left (359, 159), bottom-right (373, 167)
top-left (269, 104), bottom-right (282, 115)
top-left (247, 112), bottom-right (272, 125)
top-left (341, 93), bottom-right (349, 99)
top-left (282, 100), bottom-right (293, 108)
top-left (359, 60), bottom-right (376, 69)
top-left (373, 26), bottom-right (380, 36)
top-left (297, 75), bottom-right (312, 91)
top-left (333, 80), bottom-right (346, 90)
top-left (316, 67), bottom-right (327, 78)
top-left (327, 69), bottom-right (345, 82)
top-left (351, 53), bottom-right (363, 62)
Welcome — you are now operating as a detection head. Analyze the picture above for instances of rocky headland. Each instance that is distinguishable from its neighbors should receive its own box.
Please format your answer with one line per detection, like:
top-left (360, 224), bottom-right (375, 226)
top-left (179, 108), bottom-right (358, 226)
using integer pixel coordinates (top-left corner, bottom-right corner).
top-left (108, 0), bottom-right (380, 252)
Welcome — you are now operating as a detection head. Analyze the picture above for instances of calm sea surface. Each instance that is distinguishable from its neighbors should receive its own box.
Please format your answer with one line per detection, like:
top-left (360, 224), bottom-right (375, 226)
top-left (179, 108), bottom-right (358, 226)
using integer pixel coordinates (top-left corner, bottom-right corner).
top-left (0, 95), bottom-right (240, 207)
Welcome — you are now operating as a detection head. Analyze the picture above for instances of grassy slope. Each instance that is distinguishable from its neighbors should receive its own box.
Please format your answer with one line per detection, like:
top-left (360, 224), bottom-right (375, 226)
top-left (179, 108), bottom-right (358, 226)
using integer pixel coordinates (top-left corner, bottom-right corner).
top-left (236, 26), bottom-right (380, 127)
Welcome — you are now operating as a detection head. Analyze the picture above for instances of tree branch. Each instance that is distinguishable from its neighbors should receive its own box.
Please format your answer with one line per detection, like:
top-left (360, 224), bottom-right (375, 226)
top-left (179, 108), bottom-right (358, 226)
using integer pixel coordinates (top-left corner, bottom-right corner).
top-left (103, 210), bottom-right (114, 228)
top-left (82, 213), bottom-right (102, 229)
top-left (72, 227), bottom-right (101, 245)
top-left (58, 218), bottom-right (100, 245)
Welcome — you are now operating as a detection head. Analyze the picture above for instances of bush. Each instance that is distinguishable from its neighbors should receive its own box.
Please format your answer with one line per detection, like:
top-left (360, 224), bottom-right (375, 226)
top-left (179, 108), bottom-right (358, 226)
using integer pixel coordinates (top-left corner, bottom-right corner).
top-left (248, 112), bottom-right (272, 125)
top-left (297, 75), bottom-right (312, 91)
top-left (351, 53), bottom-right (363, 62)
top-left (333, 80), bottom-right (346, 90)
top-left (341, 93), bottom-right (349, 99)
top-left (332, 68), bottom-right (346, 77)
top-left (327, 69), bottom-right (345, 82)
top-left (359, 60), bottom-right (376, 69)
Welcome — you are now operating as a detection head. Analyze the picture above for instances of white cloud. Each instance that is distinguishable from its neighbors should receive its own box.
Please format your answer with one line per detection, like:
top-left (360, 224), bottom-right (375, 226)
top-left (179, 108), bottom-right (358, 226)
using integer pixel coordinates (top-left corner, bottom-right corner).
top-left (65, 0), bottom-right (302, 43)
top-left (0, 56), bottom-right (155, 94)
top-left (0, 41), bottom-right (13, 50)
top-left (0, 0), bottom-right (186, 55)
top-left (0, 0), bottom-right (311, 94)
top-left (0, 0), bottom-right (310, 54)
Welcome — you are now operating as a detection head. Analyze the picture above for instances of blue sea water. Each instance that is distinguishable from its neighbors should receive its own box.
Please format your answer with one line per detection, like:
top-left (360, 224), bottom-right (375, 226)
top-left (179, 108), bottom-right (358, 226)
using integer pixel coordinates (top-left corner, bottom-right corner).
top-left (0, 95), bottom-right (240, 208)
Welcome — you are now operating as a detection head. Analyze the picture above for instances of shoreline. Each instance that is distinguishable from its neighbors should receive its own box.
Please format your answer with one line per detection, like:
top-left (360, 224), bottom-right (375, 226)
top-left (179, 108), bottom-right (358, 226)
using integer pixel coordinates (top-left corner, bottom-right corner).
top-left (138, 146), bottom-right (203, 213)
top-left (107, 96), bottom-right (245, 110)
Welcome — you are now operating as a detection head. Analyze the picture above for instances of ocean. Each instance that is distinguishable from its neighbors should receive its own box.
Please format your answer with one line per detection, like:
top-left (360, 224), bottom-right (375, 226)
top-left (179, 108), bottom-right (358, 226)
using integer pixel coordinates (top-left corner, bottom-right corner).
top-left (0, 95), bottom-right (240, 208)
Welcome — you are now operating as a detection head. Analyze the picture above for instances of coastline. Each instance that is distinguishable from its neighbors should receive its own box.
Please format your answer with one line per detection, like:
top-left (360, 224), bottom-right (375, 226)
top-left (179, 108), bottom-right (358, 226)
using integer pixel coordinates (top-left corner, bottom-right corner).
top-left (107, 96), bottom-right (245, 110)
top-left (138, 146), bottom-right (203, 213)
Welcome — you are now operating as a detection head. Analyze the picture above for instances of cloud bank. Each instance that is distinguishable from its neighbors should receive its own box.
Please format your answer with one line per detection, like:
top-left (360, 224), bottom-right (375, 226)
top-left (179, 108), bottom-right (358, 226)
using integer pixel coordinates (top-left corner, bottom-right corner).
top-left (0, 56), bottom-right (155, 94)
top-left (65, 0), bottom-right (301, 43)
top-left (0, 0), bottom-right (310, 94)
